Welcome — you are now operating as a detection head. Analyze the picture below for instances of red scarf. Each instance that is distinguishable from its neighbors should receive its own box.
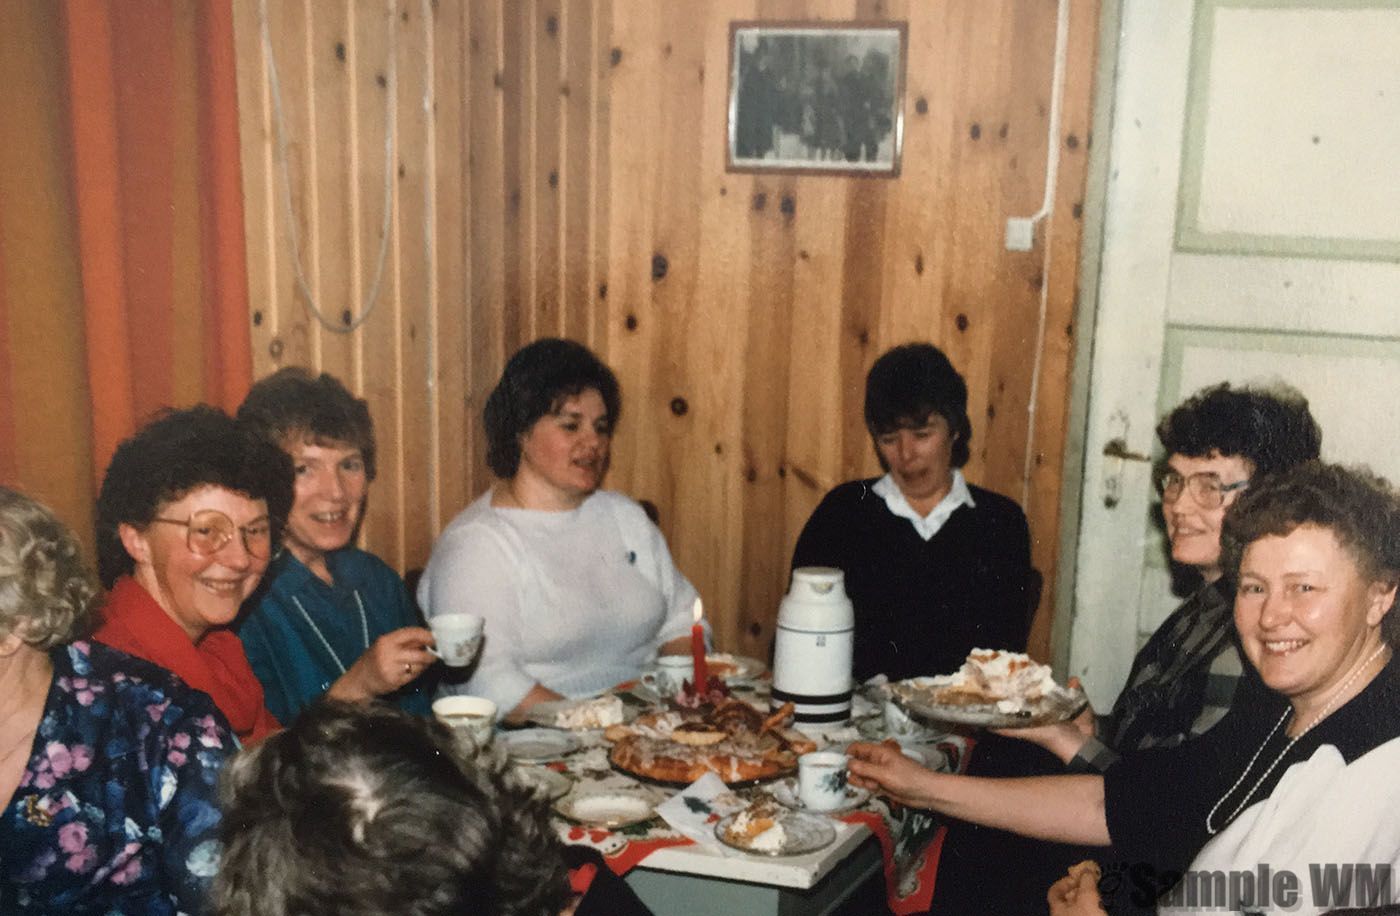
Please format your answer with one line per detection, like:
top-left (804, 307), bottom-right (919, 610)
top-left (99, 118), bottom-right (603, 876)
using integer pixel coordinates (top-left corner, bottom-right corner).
top-left (95, 576), bottom-right (280, 743)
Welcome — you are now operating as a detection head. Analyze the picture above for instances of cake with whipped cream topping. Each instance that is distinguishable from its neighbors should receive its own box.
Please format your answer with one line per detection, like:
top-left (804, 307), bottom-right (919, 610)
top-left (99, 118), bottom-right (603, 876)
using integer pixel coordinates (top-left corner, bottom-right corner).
top-left (724, 797), bottom-right (787, 851)
top-left (925, 649), bottom-right (1064, 712)
top-left (554, 695), bottom-right (625, 729)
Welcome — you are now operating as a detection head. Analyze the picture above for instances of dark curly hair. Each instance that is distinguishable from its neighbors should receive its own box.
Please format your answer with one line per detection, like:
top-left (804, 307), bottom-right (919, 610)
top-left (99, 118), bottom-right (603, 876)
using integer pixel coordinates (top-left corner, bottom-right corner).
top-left (0, 487), bottom-right (100, 648)
top-left (237, 367), bottom-right (378, 481)
top-left (483, 338), bottom-right (621, 479)
top-left (212, 701), bottom-right (570, 916)
top-left (95, 406), bottom-right (295, 588)
top-left (1157, 382), bottom-right (1320, 478)
top-left (864, 343), bottom-right (972, 468)
top-left (1222, 462), bottom-right (1400, 645)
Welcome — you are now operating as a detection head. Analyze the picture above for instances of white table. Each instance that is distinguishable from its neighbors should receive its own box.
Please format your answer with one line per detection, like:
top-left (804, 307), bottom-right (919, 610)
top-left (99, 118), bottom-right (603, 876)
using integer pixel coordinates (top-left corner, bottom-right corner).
top-left (624, 825), bottom-right (884, 916)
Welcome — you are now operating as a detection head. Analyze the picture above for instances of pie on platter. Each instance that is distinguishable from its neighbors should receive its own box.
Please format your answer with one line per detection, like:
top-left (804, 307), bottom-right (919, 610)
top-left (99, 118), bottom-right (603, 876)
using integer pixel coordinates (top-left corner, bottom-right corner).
top-left (606, 700), bottom-right (816, 787)
top-left (891, 649), bottom-right (1088, 728)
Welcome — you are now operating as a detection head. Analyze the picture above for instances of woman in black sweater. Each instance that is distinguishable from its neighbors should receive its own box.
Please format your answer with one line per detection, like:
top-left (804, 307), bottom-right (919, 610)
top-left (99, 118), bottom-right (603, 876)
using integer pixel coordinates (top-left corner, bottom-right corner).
top-left (791, 342), bottom-right (1032, 683)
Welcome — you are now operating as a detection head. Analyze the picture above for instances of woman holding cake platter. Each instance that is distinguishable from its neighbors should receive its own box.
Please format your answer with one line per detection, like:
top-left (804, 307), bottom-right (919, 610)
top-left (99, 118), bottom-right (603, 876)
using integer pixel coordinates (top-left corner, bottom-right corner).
top-left (852, 462), bottom-right (1400, 916)
top-left (927, 383), bottom-right (1321, 915)
top-left (417, 338), bottom-right (701, 723)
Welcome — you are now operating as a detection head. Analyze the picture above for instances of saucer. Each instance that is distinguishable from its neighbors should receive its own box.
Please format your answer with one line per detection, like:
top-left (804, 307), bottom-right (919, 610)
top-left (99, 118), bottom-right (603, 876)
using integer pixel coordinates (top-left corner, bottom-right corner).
top-left (770, 777), bottom-right (871, 815)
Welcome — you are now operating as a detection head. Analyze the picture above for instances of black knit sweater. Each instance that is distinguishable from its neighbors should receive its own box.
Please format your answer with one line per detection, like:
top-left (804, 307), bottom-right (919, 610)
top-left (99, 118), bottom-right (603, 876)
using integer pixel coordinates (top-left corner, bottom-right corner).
top-left (790, 478), bottom-right (1033, 682)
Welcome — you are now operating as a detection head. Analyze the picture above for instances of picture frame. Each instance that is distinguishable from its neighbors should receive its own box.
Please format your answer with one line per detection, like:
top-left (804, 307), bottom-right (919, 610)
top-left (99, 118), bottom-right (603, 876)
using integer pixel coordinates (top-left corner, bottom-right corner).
top-left (726, 21), bottom-right (907, 177)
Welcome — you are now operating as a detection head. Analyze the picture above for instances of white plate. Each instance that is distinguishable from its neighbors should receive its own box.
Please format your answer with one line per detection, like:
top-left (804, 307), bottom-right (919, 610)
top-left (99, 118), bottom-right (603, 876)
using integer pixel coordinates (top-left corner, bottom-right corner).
top-left (523, 697), bottom-right (639, 732)
top-left (499, 728), bottom-right (580, 762)
top-left (890, 679), bottom-right (1090, 729)
top-left (706, 653), bottom-right (767, 683)
top-left (554, 789), bottom-right (659, 828)
top-left (508, 765), bottom-right (573, 800)
top-left (770, 778), bottom-right (871, 815)
top-left (714, 811), bottom-right (837, 856)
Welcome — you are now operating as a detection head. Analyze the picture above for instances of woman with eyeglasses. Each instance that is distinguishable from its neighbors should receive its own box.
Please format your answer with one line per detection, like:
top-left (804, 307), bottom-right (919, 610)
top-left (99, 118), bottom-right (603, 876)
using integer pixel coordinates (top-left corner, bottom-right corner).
top-left (921, 382), bottom-right (1322, 916)
top-left (852, 462), bottom-right (1400, 916)
top-left (1002, 382), bottom-right (1322, 772)
top-left (93, 406), bottom-right (291, 743)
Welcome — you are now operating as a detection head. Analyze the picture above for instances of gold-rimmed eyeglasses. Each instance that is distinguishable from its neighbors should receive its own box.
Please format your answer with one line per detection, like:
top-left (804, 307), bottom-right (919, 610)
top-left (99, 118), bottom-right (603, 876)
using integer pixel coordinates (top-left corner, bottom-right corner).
top-left (1153, 469), bottom-right (1249, 509)
top-left (151, 509), bottom-right (273, 559)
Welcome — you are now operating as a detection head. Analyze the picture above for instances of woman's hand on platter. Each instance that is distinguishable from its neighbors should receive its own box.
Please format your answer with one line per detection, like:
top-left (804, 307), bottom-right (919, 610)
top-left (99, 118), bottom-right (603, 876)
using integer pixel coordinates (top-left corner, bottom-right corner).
top-left (1047, 861), bottom-right (1107, 916)
top-left (327, 626), bottom-right (438, 702)
top-left (846, 740), bottom-right (942, 809)
top-left (993, 677), bottom-right (1096, 763)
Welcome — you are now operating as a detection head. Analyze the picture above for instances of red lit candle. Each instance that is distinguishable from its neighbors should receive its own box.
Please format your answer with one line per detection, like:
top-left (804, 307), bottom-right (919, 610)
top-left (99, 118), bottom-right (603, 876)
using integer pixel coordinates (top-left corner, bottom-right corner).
top-left (690, 598), bottom-right (709, 689)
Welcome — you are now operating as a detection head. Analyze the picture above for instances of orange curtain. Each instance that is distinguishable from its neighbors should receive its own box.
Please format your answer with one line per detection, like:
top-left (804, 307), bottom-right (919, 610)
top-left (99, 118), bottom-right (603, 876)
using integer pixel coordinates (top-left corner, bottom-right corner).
top-left (0, 0), bottom-right (252, 549)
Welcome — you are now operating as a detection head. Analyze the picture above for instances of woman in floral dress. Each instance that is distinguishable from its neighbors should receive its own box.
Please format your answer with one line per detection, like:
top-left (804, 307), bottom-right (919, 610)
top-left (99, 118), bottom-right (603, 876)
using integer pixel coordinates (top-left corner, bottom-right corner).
top-left (0, 486), bottom-right (234, 914)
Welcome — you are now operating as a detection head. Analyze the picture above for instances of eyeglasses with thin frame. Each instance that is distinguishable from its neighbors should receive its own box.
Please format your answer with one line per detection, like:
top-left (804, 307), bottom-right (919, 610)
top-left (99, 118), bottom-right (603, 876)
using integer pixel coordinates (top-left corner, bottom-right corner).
top-left (150, 509), bottom-right (273, 559)
top-left (1153, 469), bottom-right (1250, 509)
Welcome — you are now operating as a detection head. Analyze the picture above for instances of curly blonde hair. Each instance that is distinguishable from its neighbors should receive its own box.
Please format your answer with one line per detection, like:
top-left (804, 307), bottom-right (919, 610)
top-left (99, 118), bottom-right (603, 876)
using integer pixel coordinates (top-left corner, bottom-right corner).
top-left (0, 487), bottom-right (99, 649)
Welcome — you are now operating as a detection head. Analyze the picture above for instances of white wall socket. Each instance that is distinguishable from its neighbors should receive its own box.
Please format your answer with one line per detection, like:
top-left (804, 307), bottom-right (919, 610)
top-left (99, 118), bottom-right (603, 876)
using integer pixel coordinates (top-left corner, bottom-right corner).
top-left (1004, 217), bottom-right (1035, 252)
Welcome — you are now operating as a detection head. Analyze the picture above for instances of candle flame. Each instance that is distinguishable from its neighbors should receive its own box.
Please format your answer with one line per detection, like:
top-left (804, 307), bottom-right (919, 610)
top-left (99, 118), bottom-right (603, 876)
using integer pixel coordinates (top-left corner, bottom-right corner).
top-left (692, 597), bottom-right (703, 624)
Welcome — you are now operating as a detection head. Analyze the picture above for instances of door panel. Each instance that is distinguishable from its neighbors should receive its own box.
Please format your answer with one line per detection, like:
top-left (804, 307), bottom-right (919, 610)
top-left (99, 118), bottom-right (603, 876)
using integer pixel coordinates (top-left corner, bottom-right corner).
top-left (1068, 0), bottom-right (1400, 709)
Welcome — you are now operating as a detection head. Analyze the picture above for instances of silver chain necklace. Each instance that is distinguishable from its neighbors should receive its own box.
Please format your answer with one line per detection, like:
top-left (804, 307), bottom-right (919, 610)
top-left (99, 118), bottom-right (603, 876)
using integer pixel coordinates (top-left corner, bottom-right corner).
top-left (291, 590), bottom-right (370, 676)
top-left (1205, 642), bottom-right (1387, 835)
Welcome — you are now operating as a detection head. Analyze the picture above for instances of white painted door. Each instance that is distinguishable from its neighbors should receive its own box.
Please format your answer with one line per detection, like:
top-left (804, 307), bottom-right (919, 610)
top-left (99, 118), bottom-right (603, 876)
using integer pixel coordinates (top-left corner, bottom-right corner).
top-left (1067, 0), bottom-right (1400, 710)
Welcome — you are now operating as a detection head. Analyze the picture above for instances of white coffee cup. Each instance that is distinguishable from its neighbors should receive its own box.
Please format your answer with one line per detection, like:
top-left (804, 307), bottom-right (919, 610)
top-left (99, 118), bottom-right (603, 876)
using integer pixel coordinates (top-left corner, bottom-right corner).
top-left (797, 751), bottom-right (850, 811)
top-left (428, 613), bottom-right (485, 667)
top-left (433, 695), bottom-right (497, 752)
top-left (642, 654), bottom-right (695, 695)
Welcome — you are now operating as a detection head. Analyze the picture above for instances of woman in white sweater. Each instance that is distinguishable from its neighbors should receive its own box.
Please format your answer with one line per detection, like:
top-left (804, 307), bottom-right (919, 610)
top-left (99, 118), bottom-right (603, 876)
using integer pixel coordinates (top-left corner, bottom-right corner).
top-left (418, 339), bottom-right (699, 721)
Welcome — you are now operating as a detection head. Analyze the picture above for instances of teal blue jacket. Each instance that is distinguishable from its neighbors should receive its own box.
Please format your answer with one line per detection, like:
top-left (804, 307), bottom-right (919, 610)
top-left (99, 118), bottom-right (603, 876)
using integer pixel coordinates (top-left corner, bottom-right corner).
top-left (237, 548), bottom-right (432, 723)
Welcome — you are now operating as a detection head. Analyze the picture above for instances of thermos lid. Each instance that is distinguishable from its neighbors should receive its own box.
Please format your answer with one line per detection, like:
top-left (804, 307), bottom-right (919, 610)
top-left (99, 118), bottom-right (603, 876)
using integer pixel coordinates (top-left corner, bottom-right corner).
top-left (790, 566), bottom-right (845, 593)
top-left (779, 567), bottom-right (854, 630)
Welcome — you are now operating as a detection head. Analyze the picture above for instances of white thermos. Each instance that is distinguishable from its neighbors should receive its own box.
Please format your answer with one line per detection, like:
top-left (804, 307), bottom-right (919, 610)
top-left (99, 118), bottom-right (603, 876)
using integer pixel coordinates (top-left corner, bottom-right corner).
top-left (772, 567), bottom-right (854, 724)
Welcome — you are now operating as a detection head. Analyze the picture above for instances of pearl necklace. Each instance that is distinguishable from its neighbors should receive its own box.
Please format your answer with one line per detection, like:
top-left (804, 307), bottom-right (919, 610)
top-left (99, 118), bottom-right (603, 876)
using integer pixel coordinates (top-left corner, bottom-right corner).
top-left (291, 590), bottom-right (370, 676)
top-left (1205, 642), bottom-right (1388, 835)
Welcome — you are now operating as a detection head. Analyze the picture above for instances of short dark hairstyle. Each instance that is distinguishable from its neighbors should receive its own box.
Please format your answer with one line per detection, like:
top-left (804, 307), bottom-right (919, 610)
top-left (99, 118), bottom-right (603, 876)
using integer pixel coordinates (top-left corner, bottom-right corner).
top-left (483, 338), bottom-right (621, 478)
top-left (1157, 382), bottom-right (1321, 478)
top-left (863, 343), bottom-right (972, 468)
top-left (1223, 462), bottom-right (1400, 645)
top-left (95, 406), bottom-right (295, 588)
top-left (238, 367), bottom-right (378, 481)
top-left (213, 701), bottom-right (570, 916)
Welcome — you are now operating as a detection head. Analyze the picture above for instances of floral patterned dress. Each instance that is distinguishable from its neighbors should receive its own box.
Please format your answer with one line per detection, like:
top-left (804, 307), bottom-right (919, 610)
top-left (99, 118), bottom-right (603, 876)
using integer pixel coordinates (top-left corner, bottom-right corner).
top-left (1, 640), bottom-right (234, 914)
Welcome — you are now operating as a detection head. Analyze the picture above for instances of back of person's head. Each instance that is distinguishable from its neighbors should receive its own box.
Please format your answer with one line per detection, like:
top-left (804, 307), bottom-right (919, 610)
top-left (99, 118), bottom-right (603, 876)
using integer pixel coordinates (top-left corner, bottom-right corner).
top-left (0, 486), bottom-right (98, 650)
top-left (483, 338), bottom-right (621, 478)
top-left (238, 367), bottom-right (378, 481)
top-left (94, 405), bottom-right (294, 588)
top-left (213, 702), bottom-right (569, 916)
top-left (863, 342), bottom-right (972, 467)
top-left (1156, 382), bottom-right (1321, 478)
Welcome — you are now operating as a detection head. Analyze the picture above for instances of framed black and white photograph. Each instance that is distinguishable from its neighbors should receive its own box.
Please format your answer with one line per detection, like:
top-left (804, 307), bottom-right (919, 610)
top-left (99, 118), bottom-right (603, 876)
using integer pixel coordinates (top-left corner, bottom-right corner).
top-left (727, 21), bottom-right (907, 176)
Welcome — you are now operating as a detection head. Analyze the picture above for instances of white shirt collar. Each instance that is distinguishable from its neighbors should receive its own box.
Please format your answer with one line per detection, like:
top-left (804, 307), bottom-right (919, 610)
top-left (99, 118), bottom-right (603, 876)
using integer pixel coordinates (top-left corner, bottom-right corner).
top-left (872, 469), bottom-right (976, 541)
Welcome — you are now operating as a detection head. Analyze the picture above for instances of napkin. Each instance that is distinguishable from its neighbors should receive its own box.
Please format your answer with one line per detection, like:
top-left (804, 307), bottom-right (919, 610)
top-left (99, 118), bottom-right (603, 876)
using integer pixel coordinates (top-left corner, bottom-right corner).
top-left (655, 773), bottom-right (750, 849)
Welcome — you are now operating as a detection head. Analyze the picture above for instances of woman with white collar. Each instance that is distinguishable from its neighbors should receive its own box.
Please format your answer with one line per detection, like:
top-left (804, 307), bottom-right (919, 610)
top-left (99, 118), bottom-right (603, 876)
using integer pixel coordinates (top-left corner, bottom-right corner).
top-left (790, 342), bottom-right (1032, 683)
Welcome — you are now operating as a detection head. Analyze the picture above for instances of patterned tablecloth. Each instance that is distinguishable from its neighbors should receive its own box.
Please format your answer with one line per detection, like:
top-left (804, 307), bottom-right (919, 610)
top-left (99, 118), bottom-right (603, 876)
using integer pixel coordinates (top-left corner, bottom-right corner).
top-left (522, 697), bottom-right (967, 915)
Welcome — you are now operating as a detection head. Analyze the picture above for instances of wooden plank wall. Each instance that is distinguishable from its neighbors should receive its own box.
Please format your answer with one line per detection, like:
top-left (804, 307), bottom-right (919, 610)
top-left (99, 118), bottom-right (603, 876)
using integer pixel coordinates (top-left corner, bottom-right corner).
top-left (234, 0), bottom-right (1099, 662)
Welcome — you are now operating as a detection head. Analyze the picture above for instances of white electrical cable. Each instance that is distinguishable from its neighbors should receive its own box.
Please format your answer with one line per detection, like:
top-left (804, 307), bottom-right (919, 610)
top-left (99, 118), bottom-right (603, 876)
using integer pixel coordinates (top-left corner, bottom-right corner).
top-left (420, 0), bottom-right (441, 535)
top-left (1020, 0), bottom-right (1072, 510)
top-left (259, 0), bottom-right (397, 334)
